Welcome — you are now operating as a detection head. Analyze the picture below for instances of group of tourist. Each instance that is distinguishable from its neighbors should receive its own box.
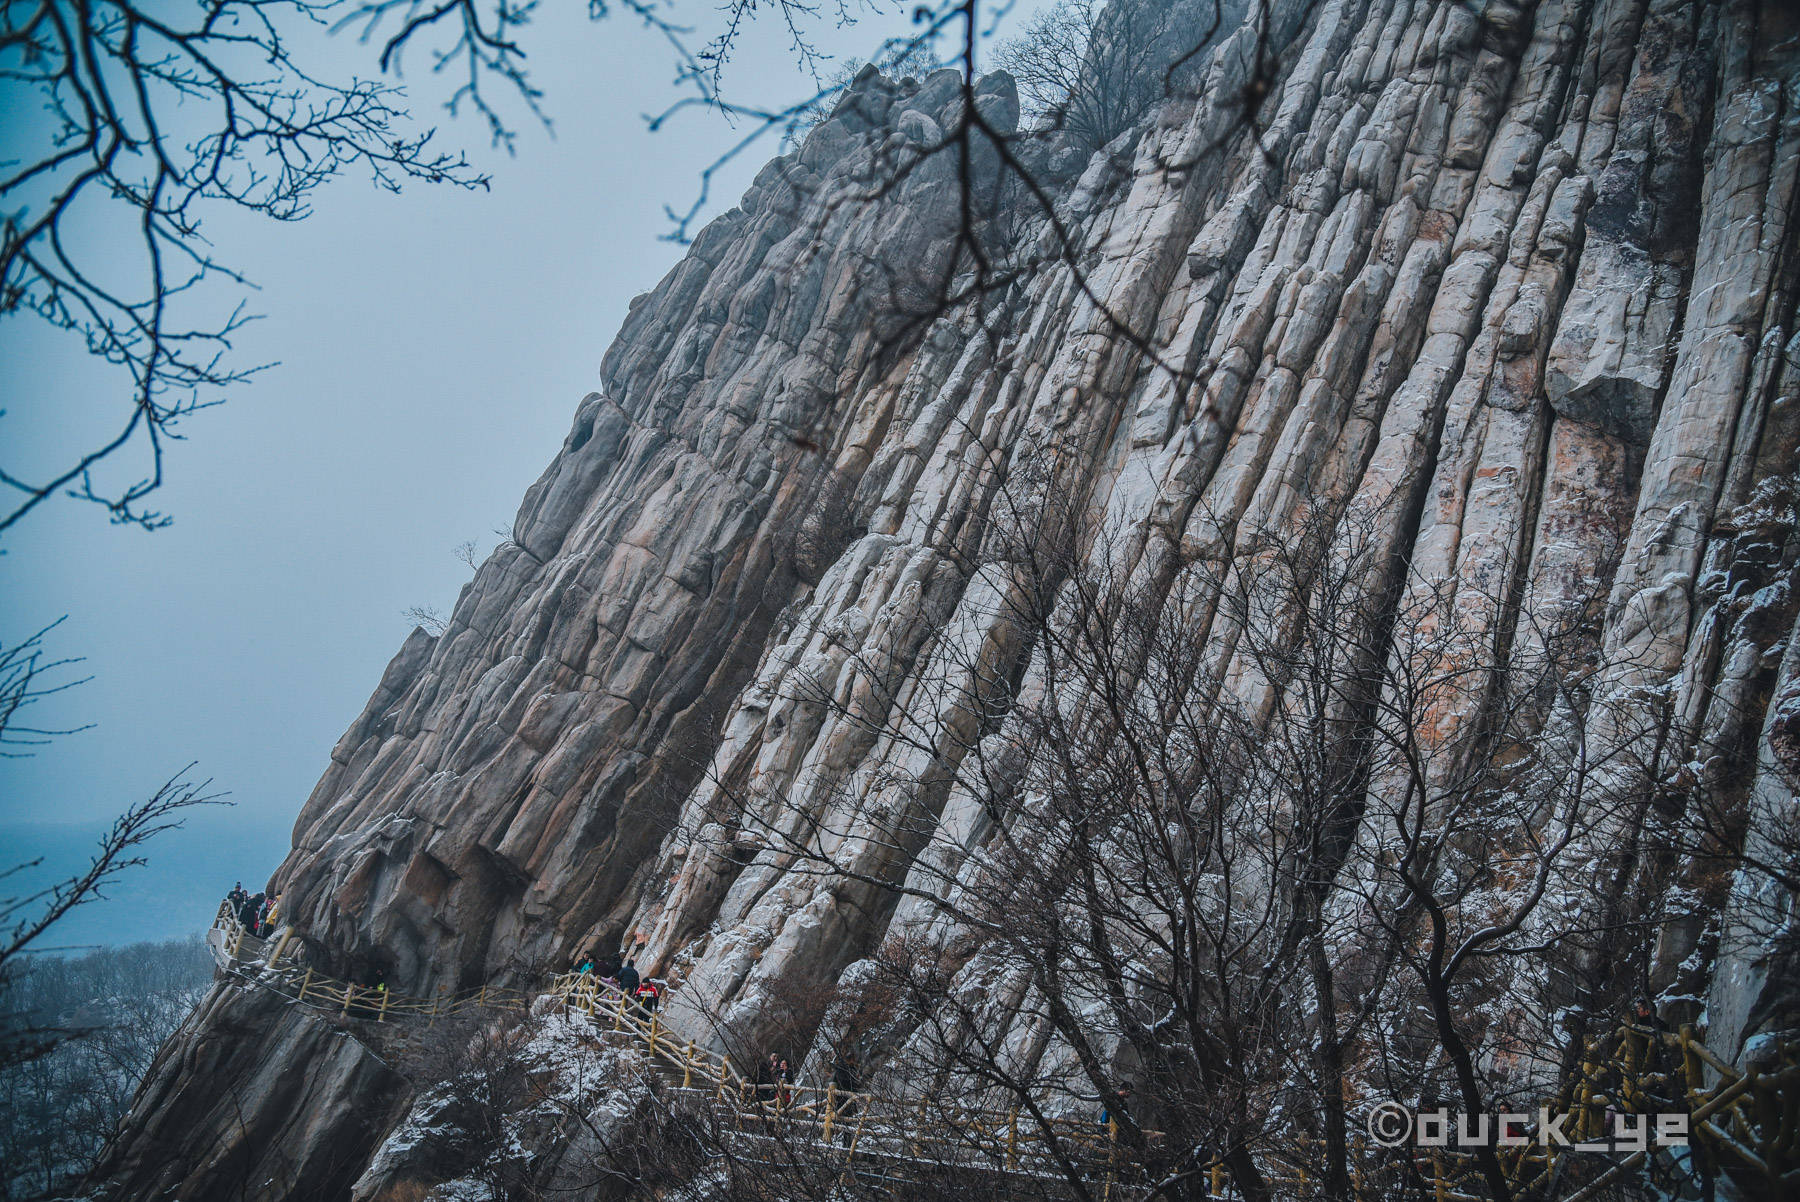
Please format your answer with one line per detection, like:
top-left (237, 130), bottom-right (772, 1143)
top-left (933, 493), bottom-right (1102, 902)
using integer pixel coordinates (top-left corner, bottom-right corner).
top-left (750, 1049), bottom-right (864, 1109)
top-left (227, 882), bottom-right (282, 937)
top-left (755, 1053), bottom-right (795, 1107)
top-left (573, 952), bottom-right (662, 1015)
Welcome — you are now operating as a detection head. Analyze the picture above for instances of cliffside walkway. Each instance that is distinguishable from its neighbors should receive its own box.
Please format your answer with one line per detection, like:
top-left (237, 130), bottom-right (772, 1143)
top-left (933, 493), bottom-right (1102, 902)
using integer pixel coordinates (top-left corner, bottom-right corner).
top-left (206, 904), bottom-right (1796, 1200)
top-left (207, 903), bottom-right (539, 1019)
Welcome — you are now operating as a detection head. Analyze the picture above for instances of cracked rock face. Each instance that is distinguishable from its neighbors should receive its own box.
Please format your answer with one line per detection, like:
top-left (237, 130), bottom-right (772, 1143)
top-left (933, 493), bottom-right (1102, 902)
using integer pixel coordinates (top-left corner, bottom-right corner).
top-left (92, 0), bottom-right (1800, 1197)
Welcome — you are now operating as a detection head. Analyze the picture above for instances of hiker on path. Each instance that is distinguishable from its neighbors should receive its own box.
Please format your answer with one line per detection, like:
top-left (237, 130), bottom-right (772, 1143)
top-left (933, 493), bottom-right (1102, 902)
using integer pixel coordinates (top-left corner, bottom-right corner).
top-left (618, 959), bottom-right (640, 995)
top-left (1100, 1084), bottom-right (1132, 1131)
top-left (758, 1053), bottom-right (780, 1104)
top-left (830, 1051), bottom-right (863, 1136)
top-left (1625, 999), bottom-right (1687, 1117)
top-left (832, 1052), bottom-right (862, 1094)
top-left (634, 978), bottom-right (660, 1016)
top-left (1630, 997), bottom-right (1672, 1035)
top-left (242, 891), bottom-right (265, 933)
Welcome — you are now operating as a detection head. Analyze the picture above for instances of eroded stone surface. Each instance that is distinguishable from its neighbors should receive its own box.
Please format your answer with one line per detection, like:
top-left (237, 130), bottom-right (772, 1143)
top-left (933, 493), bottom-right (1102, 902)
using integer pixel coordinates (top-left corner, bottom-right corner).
top-left (91, 0), bottom-right (1800, 1195)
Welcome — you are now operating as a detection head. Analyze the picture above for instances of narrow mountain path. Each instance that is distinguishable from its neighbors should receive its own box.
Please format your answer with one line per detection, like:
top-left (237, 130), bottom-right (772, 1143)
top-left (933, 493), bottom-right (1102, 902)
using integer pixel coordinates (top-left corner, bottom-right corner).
top-left (205, 904), bottom-right (1797, 1200)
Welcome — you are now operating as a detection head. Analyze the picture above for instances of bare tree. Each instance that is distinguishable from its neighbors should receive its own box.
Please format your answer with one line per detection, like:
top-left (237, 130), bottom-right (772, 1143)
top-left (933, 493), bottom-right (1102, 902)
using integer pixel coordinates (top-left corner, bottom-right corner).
top-left (378, 1005), bottom-right (812, 1201)
top-left (402, 604), bottom-right (449, 636)
top-left (0, 0), bottom-right (488, 538)
top-left (0, 623), bottom-right (224, 1068)
top-left (660, 452), bottom-right (1724, 1202)
top-left (993, 0), bottom-right (1229, 151)
top-left (1, 620), bottom-right (96, 762)
top-left (681, 490), bottom-right (1329, 1199)
top-left (0, 936), bottom-right (213, 1200)
top-left (6, 0), bottom-right (1290, 542)
top-left (345, 0), bottom-right (1288, 405)
top-left (0, 771), bottom-right (221, 1063)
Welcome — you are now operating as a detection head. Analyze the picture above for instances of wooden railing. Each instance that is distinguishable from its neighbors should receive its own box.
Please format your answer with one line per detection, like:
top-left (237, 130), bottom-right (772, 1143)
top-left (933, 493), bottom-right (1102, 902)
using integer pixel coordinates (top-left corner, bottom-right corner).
top-left (207, 903), bottom-right (1796, 1198)
top-left (544, 970), bottom-right (1132, 1185)
top-left (207, 902), bottom-right (536, 1020)
top-left (1545, 1022), bottom-right (1800, 1200)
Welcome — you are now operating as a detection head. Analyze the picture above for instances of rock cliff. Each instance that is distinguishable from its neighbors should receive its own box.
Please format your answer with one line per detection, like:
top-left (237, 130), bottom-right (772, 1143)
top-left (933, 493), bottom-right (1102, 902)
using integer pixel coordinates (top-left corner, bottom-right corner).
top-left (92, 0), bottom-right (1799, 1197)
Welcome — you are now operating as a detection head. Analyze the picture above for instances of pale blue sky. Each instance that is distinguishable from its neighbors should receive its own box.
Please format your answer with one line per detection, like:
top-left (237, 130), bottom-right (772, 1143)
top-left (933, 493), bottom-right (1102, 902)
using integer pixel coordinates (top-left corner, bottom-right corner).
top-left (1, 0), bottom-right (1026, 948)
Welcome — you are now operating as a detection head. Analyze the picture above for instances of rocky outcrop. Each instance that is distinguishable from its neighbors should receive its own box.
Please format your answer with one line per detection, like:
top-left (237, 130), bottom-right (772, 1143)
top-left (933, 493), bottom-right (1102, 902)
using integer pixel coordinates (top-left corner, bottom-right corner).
top-left (92, 0), bottom-right (1799, 1196)
top-left (100, 984), bottom-right (410, 1200)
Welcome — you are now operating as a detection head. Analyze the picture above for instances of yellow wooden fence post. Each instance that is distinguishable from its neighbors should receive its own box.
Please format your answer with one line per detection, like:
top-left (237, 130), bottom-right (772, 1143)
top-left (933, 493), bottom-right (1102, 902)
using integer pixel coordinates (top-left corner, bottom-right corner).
top-left (683, 1040), bottom-right (695, 1088)
top-left (844, 1106), bottom-right (867, 1169)
top-left (614, 992), bottom-right (625, 1031)
top-left (648, 1014), bottom-right (660, 1057)
top-left (1007, 1108), bottom-right (1018, 1171)
top-left (298, 967), bottom-right (313, 1004)
top-left (378, 986), bottom-right (390, 1022)
top-left (1543, 1109), bottom-right (1560, 1184)
top-left (1104, 1115), bottom-right (1118, 1202)
top-left (823, 1083), bottom-right (837, 1143)
top-left (1681, 1025), bottom-right (1703, 1107)
top-left (342, 984), bottom-right (355, 1016)
top-left (717, 1057), bottom-right (730, 1100)
top-left (1577, 1044), bottom-right (1598, 1139)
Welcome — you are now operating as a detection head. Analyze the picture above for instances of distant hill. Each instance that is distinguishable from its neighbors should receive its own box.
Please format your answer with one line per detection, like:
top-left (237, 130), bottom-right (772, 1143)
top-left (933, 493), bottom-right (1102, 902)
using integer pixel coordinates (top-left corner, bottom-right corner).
top-left (0, 813), bottom-right (287, 951)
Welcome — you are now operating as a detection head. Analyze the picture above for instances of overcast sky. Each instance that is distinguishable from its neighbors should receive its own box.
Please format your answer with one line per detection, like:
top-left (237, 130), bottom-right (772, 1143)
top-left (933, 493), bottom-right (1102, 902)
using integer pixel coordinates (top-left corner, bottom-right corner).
top-left (1, 0), bottom-right (1020, 949)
